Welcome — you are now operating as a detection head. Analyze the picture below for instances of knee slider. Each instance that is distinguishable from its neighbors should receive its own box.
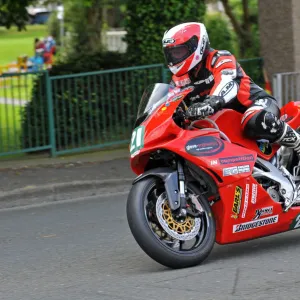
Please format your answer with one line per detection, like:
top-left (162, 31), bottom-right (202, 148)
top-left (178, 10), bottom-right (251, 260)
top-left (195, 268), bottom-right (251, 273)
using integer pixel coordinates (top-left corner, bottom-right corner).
top-left (260, 111), bottom-right (283, 134)
top-left (244, 110), bottom-right (284, 141)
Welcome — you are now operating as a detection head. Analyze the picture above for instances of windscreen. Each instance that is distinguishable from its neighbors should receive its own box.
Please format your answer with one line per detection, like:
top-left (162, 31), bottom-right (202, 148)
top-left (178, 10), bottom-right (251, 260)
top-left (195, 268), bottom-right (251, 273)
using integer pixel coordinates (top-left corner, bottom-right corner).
top-left (136, 83), bottom-right (174, 121)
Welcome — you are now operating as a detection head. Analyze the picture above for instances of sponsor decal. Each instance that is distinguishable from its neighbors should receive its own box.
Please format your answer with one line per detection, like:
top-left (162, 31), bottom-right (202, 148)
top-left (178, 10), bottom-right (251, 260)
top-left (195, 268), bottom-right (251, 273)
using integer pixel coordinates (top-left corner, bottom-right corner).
top-left (223, 165), bottom-right (250, 176)
top-left (231, 186), bottom-right (242, 219)
top-left (171, 95), bottom-right (183, 102)
top-left (251, 184), bottom-right (257, 204)
top-left (185, 136), bottom-right (224, 157)
top-left (233, 215), bottom-right (279, 233)
top-left (163, 38), bottom-right (175, 45)
top-left (282, 130), bottom-right (297, 143)
top-left (218, 81), bottom-right (237, 98)
top-left (215, 59), bottom-right (233, 68)
top-left (238, 165), bottom-right (250, 173)
top-left (181, 86), bottom-right (195, 93)
top-left (194, 74), bottom-right (214, 85)
top-left (290, 214), bottom-right (300, 230)
top-left (210, 159), bottom-right (218, 166)
top-left (174, 78), bottom-right (191, 87)
top-left (167, 88), bottom-right (181, 98)
top-left (221, 69), bottom-right (234, 75)
top-left (253, 206), bottom-right (273, 220)
top-left (219, 154), bottom-right (255, 165)
top-left (199, 36), bottom-right (206, 55)
top-left (130, 126), bottom-right (145, 156)
top-left (211, 56), bottom-right (218, 67)
top-left (242, 184), bottom-right (249, 218)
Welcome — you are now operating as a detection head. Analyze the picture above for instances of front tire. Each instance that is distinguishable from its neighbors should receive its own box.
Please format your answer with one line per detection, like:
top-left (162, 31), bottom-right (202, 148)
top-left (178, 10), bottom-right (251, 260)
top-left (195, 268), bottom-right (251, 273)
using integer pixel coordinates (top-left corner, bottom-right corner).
top-left (126, 176), bottom-right (216, 269)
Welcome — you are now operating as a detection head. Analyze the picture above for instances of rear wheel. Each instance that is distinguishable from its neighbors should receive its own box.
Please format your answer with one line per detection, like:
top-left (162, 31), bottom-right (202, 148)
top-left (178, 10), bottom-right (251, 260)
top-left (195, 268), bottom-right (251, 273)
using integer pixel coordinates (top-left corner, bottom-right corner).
top-left (126, 176), bottom-right (215, 269)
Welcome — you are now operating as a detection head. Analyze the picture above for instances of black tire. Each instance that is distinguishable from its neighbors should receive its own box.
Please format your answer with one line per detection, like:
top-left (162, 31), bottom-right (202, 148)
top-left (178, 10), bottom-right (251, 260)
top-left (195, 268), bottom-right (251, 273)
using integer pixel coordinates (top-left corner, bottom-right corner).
top-left (126, 176), bottom-right (216, 269)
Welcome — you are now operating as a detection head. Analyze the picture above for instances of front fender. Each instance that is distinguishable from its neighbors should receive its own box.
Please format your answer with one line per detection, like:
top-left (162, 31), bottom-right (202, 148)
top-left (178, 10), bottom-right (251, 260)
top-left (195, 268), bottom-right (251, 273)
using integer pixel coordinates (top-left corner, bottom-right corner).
top-left (132, 167), bottom-right (180, 210)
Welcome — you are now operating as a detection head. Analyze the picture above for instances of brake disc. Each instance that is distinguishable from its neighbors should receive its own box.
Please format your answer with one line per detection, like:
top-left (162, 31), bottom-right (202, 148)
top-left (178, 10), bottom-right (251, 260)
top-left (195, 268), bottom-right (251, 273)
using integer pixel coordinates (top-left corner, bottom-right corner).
top-left (155, 193), bottom-right (201, 241)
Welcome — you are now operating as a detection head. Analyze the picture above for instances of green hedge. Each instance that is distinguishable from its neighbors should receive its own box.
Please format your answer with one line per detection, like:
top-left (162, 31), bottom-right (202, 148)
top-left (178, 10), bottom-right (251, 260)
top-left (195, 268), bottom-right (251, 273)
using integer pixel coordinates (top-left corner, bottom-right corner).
top-left (124, 0), bottom-right (206, 65)
top-left (239, 58), bottom-right (264, 87)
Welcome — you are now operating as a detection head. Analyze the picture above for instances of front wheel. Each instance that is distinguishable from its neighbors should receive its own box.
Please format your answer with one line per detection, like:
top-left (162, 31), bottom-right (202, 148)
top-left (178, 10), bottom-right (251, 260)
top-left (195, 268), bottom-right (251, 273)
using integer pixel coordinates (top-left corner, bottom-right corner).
top-left (126, 176), bottom-right (216, 269)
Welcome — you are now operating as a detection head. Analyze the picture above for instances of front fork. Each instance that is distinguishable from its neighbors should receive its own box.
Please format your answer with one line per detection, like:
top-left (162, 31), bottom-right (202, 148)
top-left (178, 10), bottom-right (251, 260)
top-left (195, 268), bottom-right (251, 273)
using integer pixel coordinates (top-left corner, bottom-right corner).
top-left (177, 159), bottom-right (187, 209)
top-left (174, 159), bottom-right (201, 218)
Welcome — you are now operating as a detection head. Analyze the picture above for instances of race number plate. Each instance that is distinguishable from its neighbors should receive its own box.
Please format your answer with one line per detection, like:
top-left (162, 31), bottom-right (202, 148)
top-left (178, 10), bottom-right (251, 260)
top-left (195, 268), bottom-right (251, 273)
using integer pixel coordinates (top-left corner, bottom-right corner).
top-left (130, 126), bottom-right (145, 157)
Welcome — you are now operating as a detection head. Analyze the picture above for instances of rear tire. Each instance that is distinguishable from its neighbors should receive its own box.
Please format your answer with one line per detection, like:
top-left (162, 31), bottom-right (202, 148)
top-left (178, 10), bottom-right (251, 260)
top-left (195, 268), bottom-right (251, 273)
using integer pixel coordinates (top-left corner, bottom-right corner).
top-left (126, 176), bottom-right (216, 269)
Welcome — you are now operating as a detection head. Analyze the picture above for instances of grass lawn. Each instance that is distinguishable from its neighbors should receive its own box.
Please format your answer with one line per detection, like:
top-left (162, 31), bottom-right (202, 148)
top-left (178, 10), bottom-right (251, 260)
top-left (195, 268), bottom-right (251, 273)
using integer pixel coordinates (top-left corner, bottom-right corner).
top-left (0, 74), bottom-right (34, 100)
top-left (0, 25), bottom-right (47, 65)
top-left (0, 26), bottom-right (48, 154)
top-left (0, 104), bottom-right (22, 152)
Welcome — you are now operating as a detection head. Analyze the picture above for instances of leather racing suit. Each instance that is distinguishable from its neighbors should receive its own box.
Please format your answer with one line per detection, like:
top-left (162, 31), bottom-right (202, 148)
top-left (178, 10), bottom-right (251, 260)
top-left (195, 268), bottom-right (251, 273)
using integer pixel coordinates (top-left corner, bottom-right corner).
top-left (170, 48), bottom-right (300, 153)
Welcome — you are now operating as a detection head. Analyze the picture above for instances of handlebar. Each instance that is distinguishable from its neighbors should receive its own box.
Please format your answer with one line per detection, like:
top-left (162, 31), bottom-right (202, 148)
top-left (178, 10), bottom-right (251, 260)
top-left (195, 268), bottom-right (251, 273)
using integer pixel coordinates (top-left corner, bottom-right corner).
top-left (173, 107), bottom-right (231, 143)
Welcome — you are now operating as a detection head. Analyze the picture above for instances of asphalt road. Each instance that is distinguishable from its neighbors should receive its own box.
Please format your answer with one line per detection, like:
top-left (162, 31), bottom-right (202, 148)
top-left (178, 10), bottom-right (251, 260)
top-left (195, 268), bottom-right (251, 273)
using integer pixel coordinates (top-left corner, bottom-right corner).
top-left (1, 193), bottom-right (300, 300)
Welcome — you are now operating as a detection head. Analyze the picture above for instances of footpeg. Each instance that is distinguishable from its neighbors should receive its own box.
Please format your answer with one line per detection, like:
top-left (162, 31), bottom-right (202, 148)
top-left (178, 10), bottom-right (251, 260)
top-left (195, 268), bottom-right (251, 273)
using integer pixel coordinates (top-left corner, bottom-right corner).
top-left (294, 165), bottom-right (300, 178)
top-left (284, 198), bottom-right (296, 211)
top-left (279, 166), bottom-right (297, 211)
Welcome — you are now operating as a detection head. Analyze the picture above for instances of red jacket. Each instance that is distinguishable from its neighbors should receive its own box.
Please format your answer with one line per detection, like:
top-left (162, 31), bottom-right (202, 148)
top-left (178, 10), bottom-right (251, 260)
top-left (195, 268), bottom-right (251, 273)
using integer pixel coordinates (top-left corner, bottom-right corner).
top-left (171, 49), bottom-right (274, 113)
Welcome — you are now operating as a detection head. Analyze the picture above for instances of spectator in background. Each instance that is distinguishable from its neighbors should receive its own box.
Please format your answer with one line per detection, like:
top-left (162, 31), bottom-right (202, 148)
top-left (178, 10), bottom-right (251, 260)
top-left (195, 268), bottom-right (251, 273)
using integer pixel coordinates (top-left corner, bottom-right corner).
top-left (34, 37), bottom-right (45, 52)
top-left (45, 36), bottom-right (56, 53)
top-left (34, 38), bottom-right (39, 50)
top-left (43, 36), bottom-right (56, 69)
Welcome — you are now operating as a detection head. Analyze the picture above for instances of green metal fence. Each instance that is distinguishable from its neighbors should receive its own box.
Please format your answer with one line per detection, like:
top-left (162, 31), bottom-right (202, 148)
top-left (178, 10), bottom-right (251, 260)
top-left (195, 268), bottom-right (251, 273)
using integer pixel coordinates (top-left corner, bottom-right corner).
top-left (0, 70), bottom-right (53, 156)
top-left (0, 58), bottom-right (264, 158)
top-left (50, 64), bottom-right (164, 156)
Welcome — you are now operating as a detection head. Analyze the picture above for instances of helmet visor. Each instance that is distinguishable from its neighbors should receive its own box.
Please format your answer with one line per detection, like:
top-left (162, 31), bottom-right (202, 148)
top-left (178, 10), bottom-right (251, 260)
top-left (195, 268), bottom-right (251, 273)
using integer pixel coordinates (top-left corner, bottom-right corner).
top-left (164, 45), bottom-right (190, 66)
top-left (163, 35), bottom-right (198, 66)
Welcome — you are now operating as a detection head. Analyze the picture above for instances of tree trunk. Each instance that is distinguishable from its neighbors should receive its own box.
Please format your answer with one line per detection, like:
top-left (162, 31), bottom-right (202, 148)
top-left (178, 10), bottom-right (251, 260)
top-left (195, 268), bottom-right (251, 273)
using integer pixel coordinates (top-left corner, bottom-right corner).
top-left (86, 0), bottom-right (103, 52)
top-left (220, 0), bottom-right (254, 57)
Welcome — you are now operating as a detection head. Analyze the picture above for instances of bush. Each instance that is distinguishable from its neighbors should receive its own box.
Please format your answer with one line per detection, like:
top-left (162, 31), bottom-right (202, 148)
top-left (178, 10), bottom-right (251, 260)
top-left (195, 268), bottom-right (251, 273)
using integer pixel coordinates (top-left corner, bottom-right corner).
top-left (21, 51), bottom-right (163, 152)
top-left (124, 0), bottom-right (206, 66)
top-left (204, 13), bottom-right (236, 54)
top-left (239, 58), bottom-right (264, 86)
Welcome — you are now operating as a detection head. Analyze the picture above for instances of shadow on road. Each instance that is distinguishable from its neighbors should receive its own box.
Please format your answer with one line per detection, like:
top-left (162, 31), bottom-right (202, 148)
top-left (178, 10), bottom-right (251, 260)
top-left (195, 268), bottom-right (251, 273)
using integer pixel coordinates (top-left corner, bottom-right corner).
top-left (209, 230), bottom-right (300, 262)
top-left (127, 230), bottom-right (300, 273)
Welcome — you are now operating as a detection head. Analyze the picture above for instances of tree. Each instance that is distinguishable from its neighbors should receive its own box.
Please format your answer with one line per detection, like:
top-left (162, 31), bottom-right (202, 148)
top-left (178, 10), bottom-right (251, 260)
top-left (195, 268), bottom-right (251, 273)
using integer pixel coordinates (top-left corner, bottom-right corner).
top-left (219, 0), bottom-right (259, 58)
top-left (204, 12), bottom-right (235, 54)
top-left (0, 0), bottom-right (36, 30)
top-left (124, 0), bottom-right (206, 66)
top-left (64, 0), bottom-right (104, 55)
top-left (60, 0), bottom-right (127, 58)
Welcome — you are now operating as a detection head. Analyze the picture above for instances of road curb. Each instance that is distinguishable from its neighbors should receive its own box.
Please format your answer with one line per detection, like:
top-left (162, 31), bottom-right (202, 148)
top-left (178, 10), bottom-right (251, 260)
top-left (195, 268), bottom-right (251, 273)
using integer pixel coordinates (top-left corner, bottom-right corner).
top-left (0, 178), bottom-right (134, 203)
top-left (0, 149), bottom-right (130, 171)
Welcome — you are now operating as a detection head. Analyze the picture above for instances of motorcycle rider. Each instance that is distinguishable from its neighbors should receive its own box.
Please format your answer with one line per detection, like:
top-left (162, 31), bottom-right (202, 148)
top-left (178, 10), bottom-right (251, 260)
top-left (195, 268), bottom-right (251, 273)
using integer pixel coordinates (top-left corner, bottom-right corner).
top-left (162, 22), bottom-right (300, 157)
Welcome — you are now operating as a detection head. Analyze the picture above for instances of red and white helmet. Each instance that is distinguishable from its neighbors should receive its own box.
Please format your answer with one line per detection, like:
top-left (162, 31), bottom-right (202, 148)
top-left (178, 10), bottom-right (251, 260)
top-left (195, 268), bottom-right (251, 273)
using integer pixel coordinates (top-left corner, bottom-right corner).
top-left (162, 22), bottom-right (210, 76)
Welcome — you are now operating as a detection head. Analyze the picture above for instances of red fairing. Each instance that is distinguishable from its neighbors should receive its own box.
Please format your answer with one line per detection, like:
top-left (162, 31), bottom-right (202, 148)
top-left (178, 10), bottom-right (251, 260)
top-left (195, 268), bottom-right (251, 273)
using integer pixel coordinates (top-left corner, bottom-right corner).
top-left (130, 90), bottom-right (300, 245)
top-left (213, 177), bottom-right (300, 244)
top-left (280, 101), bottom-right (300, 130)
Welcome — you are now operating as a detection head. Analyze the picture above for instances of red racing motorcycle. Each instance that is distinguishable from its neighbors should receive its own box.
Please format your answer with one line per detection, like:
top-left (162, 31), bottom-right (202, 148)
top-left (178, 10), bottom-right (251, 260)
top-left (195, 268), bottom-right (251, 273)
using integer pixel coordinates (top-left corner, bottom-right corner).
top-left (126, 83), bottom-right (300, 269)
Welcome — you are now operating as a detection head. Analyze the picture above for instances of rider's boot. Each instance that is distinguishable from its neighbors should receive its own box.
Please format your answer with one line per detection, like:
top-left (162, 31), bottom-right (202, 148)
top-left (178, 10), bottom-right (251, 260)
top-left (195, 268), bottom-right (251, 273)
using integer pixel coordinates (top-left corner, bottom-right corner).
top-left (275, 123), bottom-right (300, 157)
top-left (275, 123), bottom-right (300, 209)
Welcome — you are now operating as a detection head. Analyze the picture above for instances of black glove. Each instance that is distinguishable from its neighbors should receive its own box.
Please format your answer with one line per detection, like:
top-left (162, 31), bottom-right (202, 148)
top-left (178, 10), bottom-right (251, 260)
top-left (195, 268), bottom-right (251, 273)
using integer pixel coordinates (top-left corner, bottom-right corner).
top-left (187, 96), bottom-right (225, 120)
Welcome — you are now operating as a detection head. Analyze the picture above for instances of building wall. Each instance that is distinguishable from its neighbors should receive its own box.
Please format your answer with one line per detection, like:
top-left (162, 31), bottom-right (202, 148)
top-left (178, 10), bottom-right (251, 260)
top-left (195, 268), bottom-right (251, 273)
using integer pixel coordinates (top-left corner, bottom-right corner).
top-left (292, 0), bottom-right (300, 71)
top-left (258, 0), bottom-right (295, 79)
